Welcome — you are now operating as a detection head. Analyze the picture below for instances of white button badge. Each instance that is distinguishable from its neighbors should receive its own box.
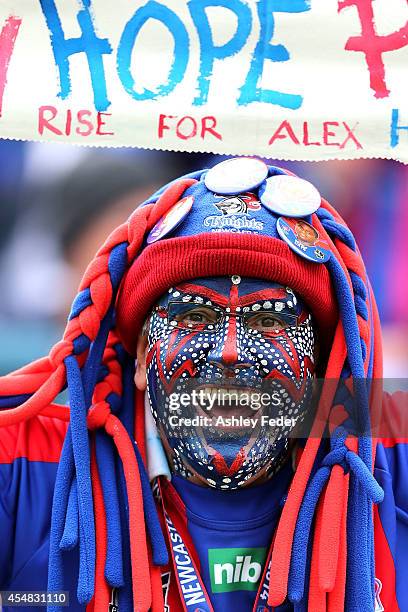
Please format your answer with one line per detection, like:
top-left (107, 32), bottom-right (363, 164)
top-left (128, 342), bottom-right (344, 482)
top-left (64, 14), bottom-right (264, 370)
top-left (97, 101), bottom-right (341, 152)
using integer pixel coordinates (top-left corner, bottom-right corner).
top-left (204, 157), bottom-right (269, 195)
top-left (259, 175), bottom-right (321, 217)
top-left (147, 196), bottom-right (194, 244)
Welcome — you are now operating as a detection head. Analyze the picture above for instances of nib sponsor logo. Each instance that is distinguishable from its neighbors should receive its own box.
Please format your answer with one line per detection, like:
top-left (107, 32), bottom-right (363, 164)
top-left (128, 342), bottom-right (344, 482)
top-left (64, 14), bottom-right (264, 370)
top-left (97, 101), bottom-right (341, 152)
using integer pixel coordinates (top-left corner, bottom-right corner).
top-left (209, 548), bottom-right (266, 593)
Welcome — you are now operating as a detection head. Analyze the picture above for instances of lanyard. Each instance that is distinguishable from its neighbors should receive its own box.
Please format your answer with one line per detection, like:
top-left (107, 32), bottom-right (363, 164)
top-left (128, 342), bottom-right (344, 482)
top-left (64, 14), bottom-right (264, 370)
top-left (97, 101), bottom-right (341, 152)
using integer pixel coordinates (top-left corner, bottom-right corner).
top-left (159, 478), bottom-right (277, 612)
top-left (163, 507), bottom-right (214, 612)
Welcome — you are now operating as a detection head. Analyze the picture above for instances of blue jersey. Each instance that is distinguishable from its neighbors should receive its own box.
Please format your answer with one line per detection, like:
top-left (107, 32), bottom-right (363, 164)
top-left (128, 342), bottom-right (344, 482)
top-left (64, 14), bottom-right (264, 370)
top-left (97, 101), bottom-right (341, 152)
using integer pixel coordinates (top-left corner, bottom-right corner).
top-left (0, 416), bottom-right (83, 612)
top-left (170, 464), bottom-right (292, 611)
top-left (373, 439), bottom-right (408, 611)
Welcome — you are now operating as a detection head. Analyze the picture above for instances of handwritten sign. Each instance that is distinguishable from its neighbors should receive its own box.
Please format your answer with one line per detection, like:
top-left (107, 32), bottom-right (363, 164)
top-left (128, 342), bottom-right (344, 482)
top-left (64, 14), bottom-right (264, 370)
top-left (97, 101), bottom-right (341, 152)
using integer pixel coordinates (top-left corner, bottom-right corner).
top-left (0, 0), bottom-right (407, 162)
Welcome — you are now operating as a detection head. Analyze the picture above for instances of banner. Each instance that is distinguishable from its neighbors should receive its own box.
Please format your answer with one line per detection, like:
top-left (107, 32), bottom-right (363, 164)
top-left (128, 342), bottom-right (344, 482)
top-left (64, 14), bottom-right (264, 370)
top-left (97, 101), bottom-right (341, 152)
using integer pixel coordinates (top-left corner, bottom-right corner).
top-left (0, 0), bottom-right (407, 162)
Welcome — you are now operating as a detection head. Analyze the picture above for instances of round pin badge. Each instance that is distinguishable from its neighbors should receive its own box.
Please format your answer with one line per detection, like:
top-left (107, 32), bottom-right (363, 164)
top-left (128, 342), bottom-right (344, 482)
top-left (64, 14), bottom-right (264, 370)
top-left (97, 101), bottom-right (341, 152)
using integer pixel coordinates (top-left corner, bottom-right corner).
top-left (277, 217), bottom-right (331, 263)
top-left (259, 175), bottom-right (321, 217)
top-left (147, 196), bottom-right (194, 244)
top-left (204, 157), bottom-right (268, 195)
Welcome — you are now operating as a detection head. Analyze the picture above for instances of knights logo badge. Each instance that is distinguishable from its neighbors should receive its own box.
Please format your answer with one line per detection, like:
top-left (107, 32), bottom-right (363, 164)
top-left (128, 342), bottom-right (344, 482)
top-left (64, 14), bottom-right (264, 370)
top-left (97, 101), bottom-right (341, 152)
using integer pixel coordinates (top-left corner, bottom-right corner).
top-left (213, 192), bottom-right (261, 216)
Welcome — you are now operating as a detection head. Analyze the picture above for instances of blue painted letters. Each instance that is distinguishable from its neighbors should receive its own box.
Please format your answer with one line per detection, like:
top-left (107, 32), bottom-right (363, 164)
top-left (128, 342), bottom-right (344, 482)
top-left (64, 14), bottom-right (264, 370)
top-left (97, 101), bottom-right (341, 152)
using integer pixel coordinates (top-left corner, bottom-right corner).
top-left (239, 0), bottom-right (310, 109)
top-left (188, 0), bottom-right (252, 105)
top-left (117, 1), bottom-right (189, 101)
top-left (39, 0), bottom-right (112, 111)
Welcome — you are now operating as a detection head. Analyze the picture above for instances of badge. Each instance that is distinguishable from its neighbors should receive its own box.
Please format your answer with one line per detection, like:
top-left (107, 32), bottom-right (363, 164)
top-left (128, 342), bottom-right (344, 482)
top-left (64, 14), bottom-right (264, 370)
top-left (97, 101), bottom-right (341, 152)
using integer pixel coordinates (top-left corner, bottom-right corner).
top-left (277, 217), bottom-right (331, 263)
top-left (204, 157), bottom-right (268, 195)
top-left (147, 196), bottom-right (194, 244)
top-left (259, 175), bottom-right (321, 217)
top-left (213, 192), bottom-right (261, 216)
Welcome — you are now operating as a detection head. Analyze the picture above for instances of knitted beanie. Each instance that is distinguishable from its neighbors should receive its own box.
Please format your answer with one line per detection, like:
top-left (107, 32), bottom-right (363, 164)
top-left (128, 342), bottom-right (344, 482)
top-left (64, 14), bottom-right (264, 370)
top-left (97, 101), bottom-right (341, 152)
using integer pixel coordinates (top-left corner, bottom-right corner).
top-left (116, 165), bottom-right (338, 356)
top-left (0, 158), bottom-right (383, 611)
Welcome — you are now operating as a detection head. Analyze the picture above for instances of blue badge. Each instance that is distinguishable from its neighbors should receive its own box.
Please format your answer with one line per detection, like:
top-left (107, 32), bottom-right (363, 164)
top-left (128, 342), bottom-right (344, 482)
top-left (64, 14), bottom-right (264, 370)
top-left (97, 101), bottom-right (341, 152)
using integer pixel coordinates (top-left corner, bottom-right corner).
top-left (260, 175), bottom-right (321, 217)
top-left (277, 217), bottom-right (331, 263)
top-left (204, 157), bottom-right (268, 195)
top-left (147, 196), bottom-right (194, 244)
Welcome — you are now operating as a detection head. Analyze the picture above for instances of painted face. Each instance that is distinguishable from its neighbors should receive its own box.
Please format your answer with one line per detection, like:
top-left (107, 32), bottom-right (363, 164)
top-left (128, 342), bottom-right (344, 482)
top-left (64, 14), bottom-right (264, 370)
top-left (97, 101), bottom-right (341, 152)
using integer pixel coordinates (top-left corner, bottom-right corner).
top-left (145, 276), bottom-right (317, 489)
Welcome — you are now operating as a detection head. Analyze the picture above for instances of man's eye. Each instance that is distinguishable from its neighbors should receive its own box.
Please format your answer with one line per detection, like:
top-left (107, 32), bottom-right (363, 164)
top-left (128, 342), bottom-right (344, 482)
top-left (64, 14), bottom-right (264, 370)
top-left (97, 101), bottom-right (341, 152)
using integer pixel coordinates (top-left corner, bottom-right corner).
top-left (177, 308), bottom-right (218, 327)
top-left (246, 314), bottom-right (285, 332)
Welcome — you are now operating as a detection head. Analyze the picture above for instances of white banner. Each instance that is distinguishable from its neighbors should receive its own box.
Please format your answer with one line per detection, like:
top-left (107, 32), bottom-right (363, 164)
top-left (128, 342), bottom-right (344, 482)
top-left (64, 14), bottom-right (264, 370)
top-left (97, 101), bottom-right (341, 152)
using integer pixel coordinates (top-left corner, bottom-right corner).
top-left (0, 0), bottom-right (407, 162)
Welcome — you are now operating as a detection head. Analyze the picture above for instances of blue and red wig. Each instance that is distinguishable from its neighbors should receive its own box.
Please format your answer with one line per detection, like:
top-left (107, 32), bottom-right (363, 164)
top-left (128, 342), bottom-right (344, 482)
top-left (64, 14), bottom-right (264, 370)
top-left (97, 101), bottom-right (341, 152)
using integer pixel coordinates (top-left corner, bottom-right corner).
top-left (0, 162), bottom-right (383, 611)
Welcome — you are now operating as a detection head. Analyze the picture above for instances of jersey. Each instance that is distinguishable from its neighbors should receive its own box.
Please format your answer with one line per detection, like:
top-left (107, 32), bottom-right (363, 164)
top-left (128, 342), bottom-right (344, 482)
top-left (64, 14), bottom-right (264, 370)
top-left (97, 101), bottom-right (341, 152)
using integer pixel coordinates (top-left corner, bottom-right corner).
top-left (0, 392), bottom-right (408, 611)
top-left (165, 465), bottom-right (293, 611)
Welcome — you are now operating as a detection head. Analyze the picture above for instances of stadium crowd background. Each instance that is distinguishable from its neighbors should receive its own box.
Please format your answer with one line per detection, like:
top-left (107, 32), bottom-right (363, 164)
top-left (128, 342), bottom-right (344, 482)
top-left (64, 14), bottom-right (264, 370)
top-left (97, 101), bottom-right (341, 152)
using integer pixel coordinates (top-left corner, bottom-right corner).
top-left (0, 141), bottom-right (406, 379)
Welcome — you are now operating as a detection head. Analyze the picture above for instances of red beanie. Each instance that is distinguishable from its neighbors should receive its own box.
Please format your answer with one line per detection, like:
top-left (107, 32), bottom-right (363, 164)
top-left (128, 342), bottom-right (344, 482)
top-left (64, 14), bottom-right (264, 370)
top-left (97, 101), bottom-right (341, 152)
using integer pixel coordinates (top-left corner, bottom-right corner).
top-left (116, 231), bottom-right (338, 356)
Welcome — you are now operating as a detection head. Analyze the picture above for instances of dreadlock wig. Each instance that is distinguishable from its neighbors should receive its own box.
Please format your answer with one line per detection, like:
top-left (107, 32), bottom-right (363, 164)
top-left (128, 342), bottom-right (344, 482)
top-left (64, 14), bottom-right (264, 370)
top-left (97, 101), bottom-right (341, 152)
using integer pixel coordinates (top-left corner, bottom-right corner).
top-left (0, 160), bottom-right (383, 611)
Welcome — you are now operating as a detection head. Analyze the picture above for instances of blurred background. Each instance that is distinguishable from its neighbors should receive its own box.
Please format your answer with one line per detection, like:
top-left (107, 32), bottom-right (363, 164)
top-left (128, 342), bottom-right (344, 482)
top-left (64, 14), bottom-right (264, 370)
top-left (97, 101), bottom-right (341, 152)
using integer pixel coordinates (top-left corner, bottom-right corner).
top-left (0, 140), bottom-right (406, 377)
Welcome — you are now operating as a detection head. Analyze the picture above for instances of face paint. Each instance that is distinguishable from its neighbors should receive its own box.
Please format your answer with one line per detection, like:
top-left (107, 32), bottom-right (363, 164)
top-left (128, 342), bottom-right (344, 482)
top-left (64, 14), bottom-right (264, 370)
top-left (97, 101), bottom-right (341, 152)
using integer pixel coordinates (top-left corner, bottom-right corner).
top-left (145, 276), bottom-right (317, 490)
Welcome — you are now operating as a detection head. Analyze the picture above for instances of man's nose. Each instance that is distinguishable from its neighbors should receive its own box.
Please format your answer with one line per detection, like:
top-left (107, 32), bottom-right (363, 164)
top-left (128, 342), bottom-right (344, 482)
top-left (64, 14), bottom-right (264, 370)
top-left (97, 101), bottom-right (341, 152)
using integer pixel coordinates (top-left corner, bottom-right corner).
top-left (207, 315), bottom-right (251, 372)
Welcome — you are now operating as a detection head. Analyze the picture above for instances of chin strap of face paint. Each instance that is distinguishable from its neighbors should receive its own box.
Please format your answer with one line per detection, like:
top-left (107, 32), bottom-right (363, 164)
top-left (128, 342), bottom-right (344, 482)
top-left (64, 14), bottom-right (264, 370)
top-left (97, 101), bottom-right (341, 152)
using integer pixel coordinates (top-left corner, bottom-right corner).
top-left (0, 173), bottom-right (384, 612)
